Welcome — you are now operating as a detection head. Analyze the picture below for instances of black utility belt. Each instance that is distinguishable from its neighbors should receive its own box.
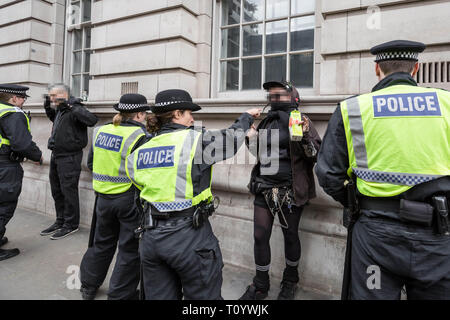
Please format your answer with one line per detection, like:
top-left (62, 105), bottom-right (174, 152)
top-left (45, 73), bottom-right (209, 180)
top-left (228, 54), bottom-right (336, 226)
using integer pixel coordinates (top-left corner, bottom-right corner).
top-left (359, 196), bottom-right (449, 235)
top-left (150, 207), bottom-right (196, 220)
top-left (142, 202), bottom-right (215, 231)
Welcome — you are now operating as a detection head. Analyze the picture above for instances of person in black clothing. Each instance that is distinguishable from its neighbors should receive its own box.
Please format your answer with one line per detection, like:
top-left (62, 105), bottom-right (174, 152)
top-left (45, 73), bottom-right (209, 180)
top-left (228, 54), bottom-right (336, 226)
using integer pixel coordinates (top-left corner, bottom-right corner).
top-left (315, 40), bottom-right (450, 300)
top-left (40, 84), bottom-right (98, 240)
top-left (0, 84), bottom-right (42, 261)
top-left (79, 94), bottom-right (151, 300)
top-left (240, 81), bottom-right (321, 300)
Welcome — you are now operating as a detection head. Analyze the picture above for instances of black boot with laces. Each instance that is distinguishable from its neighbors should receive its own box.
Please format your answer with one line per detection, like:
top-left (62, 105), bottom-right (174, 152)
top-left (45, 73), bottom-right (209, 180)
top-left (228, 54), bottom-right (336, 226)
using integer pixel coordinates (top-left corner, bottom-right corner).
top-left (277, 280), bottom-right (298, 300)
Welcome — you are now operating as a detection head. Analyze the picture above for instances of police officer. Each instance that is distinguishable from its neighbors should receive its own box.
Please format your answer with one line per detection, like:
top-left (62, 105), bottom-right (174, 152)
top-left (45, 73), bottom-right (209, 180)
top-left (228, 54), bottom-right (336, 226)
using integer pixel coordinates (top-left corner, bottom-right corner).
top-left (315, 40), bottom-right (450, 300)
top-left (79, 94), bottom-right (151, 300)
top-left (126, 89), bottom-right (261, 300)
top-left (0, 84), bottom-right (42, 261)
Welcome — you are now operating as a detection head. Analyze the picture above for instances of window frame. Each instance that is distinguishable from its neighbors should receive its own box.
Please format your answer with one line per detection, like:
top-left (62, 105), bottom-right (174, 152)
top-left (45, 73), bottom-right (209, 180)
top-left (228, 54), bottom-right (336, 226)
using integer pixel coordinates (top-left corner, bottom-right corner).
top-left (212, 0), bottom-right (318, 99)
top-left (63, 0), bottom-right (92, 100)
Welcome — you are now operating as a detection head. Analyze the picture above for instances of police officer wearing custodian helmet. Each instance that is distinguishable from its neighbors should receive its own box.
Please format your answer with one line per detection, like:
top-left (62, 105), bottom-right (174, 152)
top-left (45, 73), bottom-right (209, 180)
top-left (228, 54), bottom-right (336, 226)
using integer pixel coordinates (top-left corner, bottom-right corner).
top-left (315, 40), bottom-right (450, 300)
top-left (0, 84), bottom-right (42, 261)
top-left (126, 89), bottom-right (261, 300)
top-left (79, 94), bottom-right (151, 300)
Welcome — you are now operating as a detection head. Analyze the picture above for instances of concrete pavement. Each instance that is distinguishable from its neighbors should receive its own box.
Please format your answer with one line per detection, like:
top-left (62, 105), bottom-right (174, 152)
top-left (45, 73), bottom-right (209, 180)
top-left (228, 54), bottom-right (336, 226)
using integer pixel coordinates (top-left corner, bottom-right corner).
top-left (0, 208), bottom-right (334, 300)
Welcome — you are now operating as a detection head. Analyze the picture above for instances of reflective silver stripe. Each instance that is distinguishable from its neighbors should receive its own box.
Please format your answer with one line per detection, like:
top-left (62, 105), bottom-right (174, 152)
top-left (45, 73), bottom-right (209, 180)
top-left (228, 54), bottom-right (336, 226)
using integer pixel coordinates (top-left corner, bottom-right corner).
top-left (353, 168), bottom-right (444, 186)
top-left (175, 130), bottom-right (199, 200)
top-left (255, 264), bottom-right (271, 272)
top-left (127, 152), bottom-right (143, 189)
top-left (286, 258), bottom-right (299, 267)
top-left (347, 97), bottom-right (368, 168)
top-left (0, 107), bottom-right (17, 115)
top-left (118, 128), bottom-right (145, 176)
top-left (93, 173), bottom-right (130, 184)
top-left (93, 126), bottom-right (101, 140)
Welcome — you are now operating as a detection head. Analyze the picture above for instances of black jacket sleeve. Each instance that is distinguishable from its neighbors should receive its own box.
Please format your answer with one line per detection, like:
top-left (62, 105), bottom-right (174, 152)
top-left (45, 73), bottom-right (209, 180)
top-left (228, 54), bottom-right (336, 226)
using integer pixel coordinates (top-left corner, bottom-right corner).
top-left (295, 116), bottom-right (321, 163)
top-left (44, 107), bottom-right (56, 122)
top-left (71, 104), bottom-right (98, 127)
top-left (199, 112), bottom-right (254, 166)
top-left (314, 105), bottom-right (349, 206)
top-left (87, 143), bottom-right (94, 171)
top-left (1, 112), bottom-right (42, 162)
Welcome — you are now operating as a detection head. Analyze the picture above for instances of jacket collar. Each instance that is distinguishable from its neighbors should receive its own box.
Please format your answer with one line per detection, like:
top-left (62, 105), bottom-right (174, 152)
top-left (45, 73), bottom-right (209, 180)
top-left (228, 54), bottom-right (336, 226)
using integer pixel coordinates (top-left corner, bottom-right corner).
top-left (158, 122), bottom-right (189, 135)
top-left (372, 72), bottom-right (417, 92)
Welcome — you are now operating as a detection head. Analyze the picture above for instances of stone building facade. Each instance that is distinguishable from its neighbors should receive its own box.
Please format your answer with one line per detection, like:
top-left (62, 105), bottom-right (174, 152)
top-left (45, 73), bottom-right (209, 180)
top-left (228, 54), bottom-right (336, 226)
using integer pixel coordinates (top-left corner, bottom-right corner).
top-left (1, 0), bottom-right (449, 297)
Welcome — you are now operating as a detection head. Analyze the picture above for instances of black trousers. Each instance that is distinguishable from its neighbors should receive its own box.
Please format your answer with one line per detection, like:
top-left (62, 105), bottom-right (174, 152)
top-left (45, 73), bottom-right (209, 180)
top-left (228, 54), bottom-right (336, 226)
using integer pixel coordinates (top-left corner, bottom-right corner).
top-left (350, 214), bottom-right (450, 300)
top-left (140, 217), bottom-right (224, 300)
top-left (0, 162), bottom-right (23, 240)
top-left (80, 191), bottom-right (140, 300)
top-left (49, 152), bottom-right (82, 229)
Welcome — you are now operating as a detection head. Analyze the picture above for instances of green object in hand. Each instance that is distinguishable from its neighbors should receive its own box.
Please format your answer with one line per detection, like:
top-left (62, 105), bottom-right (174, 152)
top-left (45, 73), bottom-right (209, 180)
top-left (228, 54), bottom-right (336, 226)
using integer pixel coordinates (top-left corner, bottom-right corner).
top-left (289, 110), bottom-right (303, 141)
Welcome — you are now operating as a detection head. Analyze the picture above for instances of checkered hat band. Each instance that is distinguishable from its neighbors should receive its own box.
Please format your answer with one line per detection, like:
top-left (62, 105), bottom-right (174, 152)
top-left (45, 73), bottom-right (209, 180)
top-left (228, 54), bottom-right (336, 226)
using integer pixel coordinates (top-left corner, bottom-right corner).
top-left (155, 101), bottom-right (188, 107)
top-left (376, 51), bottom-right (418, 61)
top-left (353, 168), bottom-right (441, 186)
top-left (0, 89), bottom-right (26, 95)
top-left (152, 199), bottom-right (193, 212)
top-left (118, 103), bottom-right (148, 110)
top-left (93, 173), bottom-right (131, 184)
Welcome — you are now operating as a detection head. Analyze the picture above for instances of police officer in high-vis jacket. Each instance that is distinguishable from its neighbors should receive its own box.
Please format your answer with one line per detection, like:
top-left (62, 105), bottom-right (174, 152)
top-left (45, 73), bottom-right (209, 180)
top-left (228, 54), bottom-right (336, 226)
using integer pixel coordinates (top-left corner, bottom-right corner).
top-left (0, 84), bottom-right (42, 261)
top-left (315, 40), bottom-right (450, 300)
top-left (126, 89), bottom-right (261, 300)
top-left (79, 94), bottom-right (151, 300)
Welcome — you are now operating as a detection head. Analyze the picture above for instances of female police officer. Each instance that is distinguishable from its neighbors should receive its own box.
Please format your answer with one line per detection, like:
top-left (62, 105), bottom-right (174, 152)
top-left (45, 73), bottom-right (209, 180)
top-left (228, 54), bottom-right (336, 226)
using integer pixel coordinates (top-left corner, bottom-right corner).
top-left (79, 94), bottom-right (150, 300)
top-left (126, 89), bottom-right (260, 300)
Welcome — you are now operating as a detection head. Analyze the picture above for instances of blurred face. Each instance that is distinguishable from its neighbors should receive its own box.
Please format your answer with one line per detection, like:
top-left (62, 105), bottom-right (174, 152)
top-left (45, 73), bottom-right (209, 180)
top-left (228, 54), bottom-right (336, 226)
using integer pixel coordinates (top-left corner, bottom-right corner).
top-left (49, 88), bottom-right (69, 106)
top-left (173, 110), bottom-right (194, 127)
top-left (268, 87), bottom-right (291, 103)
top-left (10, 95), bottom-right (27, 108)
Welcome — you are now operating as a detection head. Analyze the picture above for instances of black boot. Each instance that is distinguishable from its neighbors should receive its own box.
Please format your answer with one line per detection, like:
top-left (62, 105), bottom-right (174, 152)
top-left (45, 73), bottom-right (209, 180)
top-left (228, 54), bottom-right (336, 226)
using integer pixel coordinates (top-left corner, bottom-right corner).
top-left (277, 265), bottom-right (299, 300)
top-left (277, 280), bottom-right (298, 300)
top-left (239, 284), bottom-right (268, 300)
top-left (0, 237), bottom-right (8, 247)
top-left (0, 248), bottom-right (20, 261)
top-left (80, 285), bottom-right (98, 300)
top-left (239, 273), bottom-right (270, 300)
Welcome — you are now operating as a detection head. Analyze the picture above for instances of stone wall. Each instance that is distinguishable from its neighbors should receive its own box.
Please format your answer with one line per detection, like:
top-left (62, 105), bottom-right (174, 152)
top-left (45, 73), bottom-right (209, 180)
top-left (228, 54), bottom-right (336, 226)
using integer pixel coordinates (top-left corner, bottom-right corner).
top-left (320, 0), bottom-right (450, 95)
top-left (0, 0), bottom-right (64, 102)
top-left (89, 0), bottom-right (213, 101)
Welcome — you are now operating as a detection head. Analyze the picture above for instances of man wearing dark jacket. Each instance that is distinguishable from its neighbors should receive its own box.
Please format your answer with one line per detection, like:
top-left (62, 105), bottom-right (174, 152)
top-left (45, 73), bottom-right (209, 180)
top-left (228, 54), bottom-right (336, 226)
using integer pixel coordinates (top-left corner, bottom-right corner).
top-left (0, 84), bottom-right (42, 261)
top-left (240, 81), bottom-right (322, 300)
top-left (40, 84), bottom-right (98, 240)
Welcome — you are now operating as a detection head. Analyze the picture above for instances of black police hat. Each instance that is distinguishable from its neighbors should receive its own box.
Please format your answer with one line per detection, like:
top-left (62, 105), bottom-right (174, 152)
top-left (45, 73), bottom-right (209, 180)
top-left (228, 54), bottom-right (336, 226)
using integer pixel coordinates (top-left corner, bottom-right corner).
top-left (151, 89), bottom-right (201, 114)
top-left (370, 40), bottom-right (426, 63)
top-left (113, 93), bottom-right (150, 113)
top-left (0, 84), bottom-right (30, 97)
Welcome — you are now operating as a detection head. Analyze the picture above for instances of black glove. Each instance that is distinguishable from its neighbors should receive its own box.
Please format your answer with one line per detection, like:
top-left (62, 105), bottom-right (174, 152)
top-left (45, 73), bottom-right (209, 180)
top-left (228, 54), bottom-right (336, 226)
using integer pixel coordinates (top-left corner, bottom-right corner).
top-left (44, 95), bottom-right (51, 108)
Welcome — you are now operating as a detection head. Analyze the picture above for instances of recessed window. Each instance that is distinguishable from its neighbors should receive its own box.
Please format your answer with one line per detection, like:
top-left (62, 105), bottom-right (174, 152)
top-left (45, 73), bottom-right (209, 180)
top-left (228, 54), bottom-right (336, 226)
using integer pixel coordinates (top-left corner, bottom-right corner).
top-left (67, 0), bottom-right (92, 100)
top-left (219, 0), bottom-right (315, 91)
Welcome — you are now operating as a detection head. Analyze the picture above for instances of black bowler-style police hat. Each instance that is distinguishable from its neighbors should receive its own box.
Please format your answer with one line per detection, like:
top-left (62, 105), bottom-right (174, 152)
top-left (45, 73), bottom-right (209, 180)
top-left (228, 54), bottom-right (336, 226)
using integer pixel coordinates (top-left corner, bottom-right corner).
top-left (113, 93), bottom-right (151, 113)
top-left (151, 89), bottom-right (201, 114)
top-left (370, 40), bottom-right (426, 63)
top-left (0, 84), bottom-right (30, 97)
